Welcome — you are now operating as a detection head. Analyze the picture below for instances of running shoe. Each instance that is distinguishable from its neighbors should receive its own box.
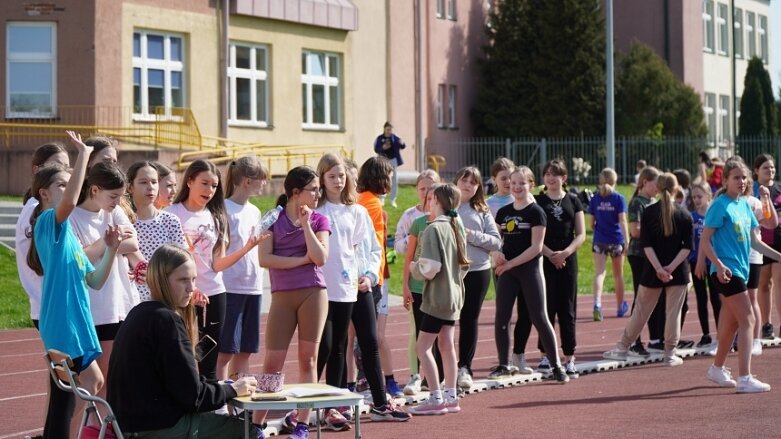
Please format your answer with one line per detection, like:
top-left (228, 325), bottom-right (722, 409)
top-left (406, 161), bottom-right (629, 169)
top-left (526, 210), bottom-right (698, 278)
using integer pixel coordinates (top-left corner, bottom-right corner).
top-left (593, 305), bottom-right (603, 322)
top-left (322, 408), bottom-right (350, 431)
top-left (288, 423), bottom-right (309, 439)
top-left (457, 366), bottom-right (473, 389)
top-left (537, 355), bottom-right (551, 372)
top-left (663, 355), bottom-right (683, 367)
top-left (629, 342), bottom-right (650, 358)
top-left (444, 397), bottom-right (461, 413)
top-left (677, 340), bottom-right (695, 349)
top-left (697, 335), bottom-right (713, 347)
top-left (706, 365), bottom-right (737, 388)
top-left (403, 374), bottom-right (422, 395)
top-left (564, 358), bottom-right (579, 379)
top-left (356, 378), bottom-right (369, 393)
top-left (603, 347), bottom-right (629, 361)
top-left (337, 406), bottom-right (353, 422)
top-left (736, 375), bottom-right (771, 393)
top-left (385, 377), bottom-right (404, 398)
top-left (487, 365), bottom-right (515, 379)
top-left (370, 403), bottom-right (412, 422)
top-left (408, 397), bottom-right (448, 415)
top-left (761, 323), bottom-right (775, 340)
top-left (646, 341), bottom-right (664, 352)
top-left (510, 353), bottom-right (534, 374)
top-left (551, 366), bottom-right (570, 384)
top-left (617, 301), bottom-right (629, 318)
top-left (281, 410), bottom-right (299, 433)
top-left (752, 338), bottom-right (763, 356)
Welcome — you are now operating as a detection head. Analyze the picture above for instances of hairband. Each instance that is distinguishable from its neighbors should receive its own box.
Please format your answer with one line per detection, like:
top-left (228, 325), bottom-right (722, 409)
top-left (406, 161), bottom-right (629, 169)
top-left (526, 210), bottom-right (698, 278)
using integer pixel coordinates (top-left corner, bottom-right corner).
top-left (446, 209), bottom-right (458, 218)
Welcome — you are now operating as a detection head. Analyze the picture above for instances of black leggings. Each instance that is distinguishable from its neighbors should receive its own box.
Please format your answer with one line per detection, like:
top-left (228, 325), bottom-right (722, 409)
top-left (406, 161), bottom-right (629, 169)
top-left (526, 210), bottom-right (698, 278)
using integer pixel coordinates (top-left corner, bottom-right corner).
top-left (458, 270), bottom-right (491, 370)
top-left (411, 292), bottom-right (443, 379)
top-left (538, 255), bottom-right (578, 356)
top-left (317, 292), bottom-right (387, 406)
top-left (692, 272), bottom-right (720, 335)
top-left (495, 260), bottom-right (560, 366)
top-left (34, 320), bottom-right (75, 439)
top-left (196, 292), bottom-right (227, 381)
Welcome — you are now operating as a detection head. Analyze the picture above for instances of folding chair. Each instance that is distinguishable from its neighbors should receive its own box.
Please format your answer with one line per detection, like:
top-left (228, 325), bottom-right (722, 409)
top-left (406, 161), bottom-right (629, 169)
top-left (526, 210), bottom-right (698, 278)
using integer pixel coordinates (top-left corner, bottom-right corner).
top-left (44, 349), bottom-right (124, 439)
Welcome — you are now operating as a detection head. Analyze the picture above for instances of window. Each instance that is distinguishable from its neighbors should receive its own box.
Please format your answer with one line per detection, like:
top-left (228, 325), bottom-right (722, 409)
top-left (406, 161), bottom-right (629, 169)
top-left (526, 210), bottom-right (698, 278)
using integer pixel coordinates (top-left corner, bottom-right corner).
top-left (301, 51), bottom-right (340, 129)
top-left (436, 0), bottom-right (444, 18)
top-left (6, 22), bottom-right (56, 117)
top-left (716, 3), bottom-right (728, 56)
top-left (719, 95), bottom-right (730, 140)
top-left (446, 0), bottom-right (456, 20)
top-left (734, 8), bottom-right (743, 59)
top-left (702, 0), bottom-right (714, 52)
top-left (746, 12), bottom-right (755, 57)
top-left (735, 96), bottom-right (741, 135)
top-left (758, 15), bottom-right (768, 63)
top-left (704, 93), bottom-right (717, 140)
top-left (436, 84), bottom-right (445, 128)
top-left (228, 43), bottom-right (268, 126)
top-left (447, 85), bottom-right (456, 128)
top-left (133, 31), bottom-right (185, 119)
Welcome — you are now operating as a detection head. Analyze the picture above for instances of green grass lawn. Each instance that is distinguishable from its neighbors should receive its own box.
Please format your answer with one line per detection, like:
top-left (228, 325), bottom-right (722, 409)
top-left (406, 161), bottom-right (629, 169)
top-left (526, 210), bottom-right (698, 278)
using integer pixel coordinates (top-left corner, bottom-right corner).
top-left (0, 185), bottom-right (636, 329)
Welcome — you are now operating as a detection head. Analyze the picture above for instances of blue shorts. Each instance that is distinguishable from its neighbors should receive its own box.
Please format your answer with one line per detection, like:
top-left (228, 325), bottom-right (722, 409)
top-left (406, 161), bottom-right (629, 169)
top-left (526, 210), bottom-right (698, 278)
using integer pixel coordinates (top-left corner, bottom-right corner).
top-left (219, 293), bottom-right (262, 354)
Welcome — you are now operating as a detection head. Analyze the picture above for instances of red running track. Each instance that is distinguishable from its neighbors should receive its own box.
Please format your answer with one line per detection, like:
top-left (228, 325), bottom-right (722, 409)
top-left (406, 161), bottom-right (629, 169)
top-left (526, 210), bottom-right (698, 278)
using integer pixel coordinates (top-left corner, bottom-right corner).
top-left (1, 292), bottom-right (779, 438)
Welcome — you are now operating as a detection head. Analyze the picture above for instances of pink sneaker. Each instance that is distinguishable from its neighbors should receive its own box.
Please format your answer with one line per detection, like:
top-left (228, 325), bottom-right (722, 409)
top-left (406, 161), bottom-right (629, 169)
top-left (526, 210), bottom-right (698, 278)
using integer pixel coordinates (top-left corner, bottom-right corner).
top-left (444, 397), bottom-right (461, 413)
top-left (408, 397), bottom-right (447, 415)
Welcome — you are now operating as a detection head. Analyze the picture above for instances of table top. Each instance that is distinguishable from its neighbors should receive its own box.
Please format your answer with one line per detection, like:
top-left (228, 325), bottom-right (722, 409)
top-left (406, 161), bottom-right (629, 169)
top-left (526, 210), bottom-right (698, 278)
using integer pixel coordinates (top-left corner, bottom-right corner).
top-left (230, 383), bottom-right (364, 411)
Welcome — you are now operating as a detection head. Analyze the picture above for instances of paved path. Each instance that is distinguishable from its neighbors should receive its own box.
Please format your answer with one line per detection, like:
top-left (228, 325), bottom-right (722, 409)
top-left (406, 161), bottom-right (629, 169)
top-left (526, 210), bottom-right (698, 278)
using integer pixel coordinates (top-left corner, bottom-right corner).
top-left (1, 292), bottom-right (779, 438)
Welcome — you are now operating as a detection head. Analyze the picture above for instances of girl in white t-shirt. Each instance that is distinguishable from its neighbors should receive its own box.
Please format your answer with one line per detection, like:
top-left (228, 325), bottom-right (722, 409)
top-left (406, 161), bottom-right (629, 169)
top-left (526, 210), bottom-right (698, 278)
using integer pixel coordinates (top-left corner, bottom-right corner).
top-left (71, 162), bottom-right (140, 400)
top-left (217, 156), bottom-right (269, 382)
top-left (168, 159), bottom-right (261, 381)
top-left (126, 161), bottom-right (186, 301)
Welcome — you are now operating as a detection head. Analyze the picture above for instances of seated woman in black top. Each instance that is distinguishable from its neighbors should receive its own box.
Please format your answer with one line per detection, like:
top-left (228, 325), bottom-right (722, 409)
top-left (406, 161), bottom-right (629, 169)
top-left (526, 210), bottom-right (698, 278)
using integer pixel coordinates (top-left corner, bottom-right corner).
top-left (107, 244), bottom-right (257, 438)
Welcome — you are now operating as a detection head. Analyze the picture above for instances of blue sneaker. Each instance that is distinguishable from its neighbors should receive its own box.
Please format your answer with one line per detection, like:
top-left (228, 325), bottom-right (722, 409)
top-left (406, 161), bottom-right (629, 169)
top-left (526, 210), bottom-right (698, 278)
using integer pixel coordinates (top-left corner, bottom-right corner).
top-left (593, 305), bottom-right (603, 322)
top-left (617, 301), bottom-right (629, 318)
top-left (281, 410), bottom-right (298, 433)
top-left (288, 423), bottom-right (309, 439)
top-left (385, 377), bottom-right (404, 398)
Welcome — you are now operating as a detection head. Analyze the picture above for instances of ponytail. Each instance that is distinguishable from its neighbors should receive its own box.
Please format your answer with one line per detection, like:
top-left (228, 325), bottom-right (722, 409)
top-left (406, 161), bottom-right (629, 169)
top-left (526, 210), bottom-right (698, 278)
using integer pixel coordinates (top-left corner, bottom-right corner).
top-left (434, 184), bottom-right (470, 266)
top-left (26, 164), bottom-right (71, 276)
top-left (656, 173), bottom-right (678, 237)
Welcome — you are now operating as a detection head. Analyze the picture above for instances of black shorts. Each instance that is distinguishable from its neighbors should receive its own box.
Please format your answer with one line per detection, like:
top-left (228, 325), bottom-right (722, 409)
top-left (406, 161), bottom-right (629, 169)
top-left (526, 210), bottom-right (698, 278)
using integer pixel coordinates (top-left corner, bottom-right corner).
top-left (747, 263), bottom-right (762, 289)
top-left (710, 273), bottom-right (748, 297)
top-left (419, 312), bottom-right (455, 334)
top-left (95, 322), bottom-right (122, 341)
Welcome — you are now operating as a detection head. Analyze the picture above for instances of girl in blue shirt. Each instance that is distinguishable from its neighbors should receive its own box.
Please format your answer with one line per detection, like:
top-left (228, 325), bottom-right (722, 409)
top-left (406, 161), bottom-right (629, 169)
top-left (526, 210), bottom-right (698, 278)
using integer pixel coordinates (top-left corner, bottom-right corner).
top-left (698, 158), bottom-right (781, 393)
top-left (588, 168), bottom-right (628, 321)
top-left (28, 131), bottom-right (124, 437)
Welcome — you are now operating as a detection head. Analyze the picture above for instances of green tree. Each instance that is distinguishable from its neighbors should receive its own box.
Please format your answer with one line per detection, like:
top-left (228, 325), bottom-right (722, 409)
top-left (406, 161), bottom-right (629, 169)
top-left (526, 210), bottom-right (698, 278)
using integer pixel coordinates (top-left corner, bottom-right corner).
top-left (473, 0), bottom-right (605, 137)
top-left (614, 42), bottom-right (707, 137)
top-left (740, 57), bottom-right (776, 136)
top-left (739, 76), bottom-right (767, 136)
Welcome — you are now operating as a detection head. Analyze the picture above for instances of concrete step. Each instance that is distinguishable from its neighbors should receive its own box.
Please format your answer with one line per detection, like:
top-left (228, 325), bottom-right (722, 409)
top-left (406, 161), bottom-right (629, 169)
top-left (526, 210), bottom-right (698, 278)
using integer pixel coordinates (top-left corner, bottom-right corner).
top-left (0, 213), bottom-right (19, 225)
top-left (0, 205), bottom-right (23, 215)
top-left (0, 223), bottom-right (15, 238)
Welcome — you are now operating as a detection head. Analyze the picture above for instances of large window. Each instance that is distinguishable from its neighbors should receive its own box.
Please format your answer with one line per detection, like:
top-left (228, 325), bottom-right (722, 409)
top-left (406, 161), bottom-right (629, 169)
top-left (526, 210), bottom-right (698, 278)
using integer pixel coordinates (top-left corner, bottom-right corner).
top-left (746, 12), bottom-right (755, 58)
top-left (703, 0), bottom-right (714, 52)
top-left (734, 8), bottom-right (743, 59)
top-left (719, 95), bottom-right (730, 140)
top-left (446, 0), bottom-right (457, 20)
top-left (6, 22), bottom-right (56, 117)
top-left (436, 0), bottom-right (444, 18)
top-left (133, 30), bottom-right (185, 119)
top-left (301, 51), bottom-right (340, 129)
top-left (716, 3), bottom-right (729, 56)
top-left (229, 43), bottom-right (268, 126)
top-left (704, 93), bottom-right (717, 140)
top-left (758, 15), bottom-right (768, 63)
top-left (447, 85), bottom-right (457, 128)
top-left (436, 84), bottom-right (445, 128)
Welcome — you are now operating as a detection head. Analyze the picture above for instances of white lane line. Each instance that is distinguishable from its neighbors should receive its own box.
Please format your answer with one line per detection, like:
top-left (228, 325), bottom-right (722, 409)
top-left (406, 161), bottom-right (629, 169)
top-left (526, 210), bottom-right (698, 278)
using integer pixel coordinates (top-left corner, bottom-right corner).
top-left (0, 392), bottom-right (45, 402)
top-left (0, 428), bottom-right (43, 439)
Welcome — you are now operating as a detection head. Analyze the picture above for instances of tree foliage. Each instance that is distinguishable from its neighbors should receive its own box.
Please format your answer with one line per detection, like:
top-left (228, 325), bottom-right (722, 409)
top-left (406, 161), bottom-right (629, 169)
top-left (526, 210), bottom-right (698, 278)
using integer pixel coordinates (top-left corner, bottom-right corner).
top-left (614, 42), bottom-right (707, 137)
top-left (473, 0), bottom-right (605, 137)
top-left (739, 57), bottom-right (776, 136)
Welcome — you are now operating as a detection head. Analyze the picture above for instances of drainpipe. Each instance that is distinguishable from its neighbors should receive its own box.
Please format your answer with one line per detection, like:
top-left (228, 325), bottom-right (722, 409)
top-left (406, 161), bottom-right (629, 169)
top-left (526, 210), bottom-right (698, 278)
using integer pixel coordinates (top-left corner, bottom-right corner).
top-left (415, 0), bottom-right (425, 172)
top-left (219, 0), bottom-right (229, 139)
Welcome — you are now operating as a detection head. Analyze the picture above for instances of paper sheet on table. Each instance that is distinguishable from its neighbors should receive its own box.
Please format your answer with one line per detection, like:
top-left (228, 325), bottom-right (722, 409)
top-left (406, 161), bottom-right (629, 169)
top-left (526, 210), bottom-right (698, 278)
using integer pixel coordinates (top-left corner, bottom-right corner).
top-left (282, 387), bottom-right (354, 398)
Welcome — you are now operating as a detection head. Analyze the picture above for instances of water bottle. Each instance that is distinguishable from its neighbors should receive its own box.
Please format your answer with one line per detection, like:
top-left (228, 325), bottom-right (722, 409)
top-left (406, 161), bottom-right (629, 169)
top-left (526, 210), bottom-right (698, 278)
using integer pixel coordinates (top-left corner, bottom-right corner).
top-left (258, 205), bottom-right (283, 235)
top-left (763, 197), bottom-right (772, 219)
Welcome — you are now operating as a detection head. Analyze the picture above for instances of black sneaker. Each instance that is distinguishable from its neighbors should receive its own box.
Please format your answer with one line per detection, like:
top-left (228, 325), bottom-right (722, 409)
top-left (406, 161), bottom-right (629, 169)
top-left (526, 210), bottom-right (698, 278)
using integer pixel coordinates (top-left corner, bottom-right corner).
top-left (487, 365), bottom-right (515, 379)
top-left (370, 404), bottom-right (412, 422)
top-left (697, 334), bottom-right (713, 347)
top-left (677, 340), bottom-right (695, 349)
top-left (646, 341), bottom-right (664, 352)
top-left (629, 342), bottom-right (650, 357)
top-left (551, 367), bottom-right (570, 384)
top-left (762, 323), bottom-right (775, 340)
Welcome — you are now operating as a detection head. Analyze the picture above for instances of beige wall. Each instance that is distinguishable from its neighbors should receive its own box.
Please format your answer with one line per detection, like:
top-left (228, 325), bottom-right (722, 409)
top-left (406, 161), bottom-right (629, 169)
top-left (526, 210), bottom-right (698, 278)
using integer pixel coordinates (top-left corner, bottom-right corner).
top-left (388, 1), bottom-right (418, 170)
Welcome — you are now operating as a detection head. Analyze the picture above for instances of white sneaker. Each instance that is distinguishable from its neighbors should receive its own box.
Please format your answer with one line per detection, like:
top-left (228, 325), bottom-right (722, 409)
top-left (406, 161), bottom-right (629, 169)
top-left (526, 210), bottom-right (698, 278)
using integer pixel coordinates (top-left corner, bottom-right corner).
top-left (736, 375), bottom-right (771, 393)
top-left (403, 374), bottom-right (422, 395)
top-left (457, 367), bottom-right (473, 389)
top-left (510, 353), bottom-right (534, 374)
top-left (536, 355), bottom-right (551, 371)
top-left (751, 339), bottom-right (763, 356)
top-left (214, 404), bottom-right (229, 415)
top-left (390, 199), bottom-right (398, 208)
top-left (663, 355), bottom-right (683, 367)
top-left (706, 365), bottom-right (737, 387)
top-left (603, 346), bottom-right (629, 361)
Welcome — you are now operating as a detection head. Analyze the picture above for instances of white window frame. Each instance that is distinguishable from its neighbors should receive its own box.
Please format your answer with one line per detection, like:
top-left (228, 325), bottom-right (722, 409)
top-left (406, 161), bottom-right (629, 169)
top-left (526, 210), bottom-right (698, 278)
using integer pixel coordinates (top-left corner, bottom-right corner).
top-left (301, 50), bottom-right (340, 130)
top-left (132, 30), bottom-right (185, 121)
top-left (436, 84), bottom-right (445, 128)
top-left (5, 22), bottom-right (57, 118)
top-left (436, 0), bottom-right (444, 18)
top-left (758, 15), bottom-right (768, 63)
top-left (447, 84), bottom-right (456, 128)
top-left (228, 42), bottom-right (269, 127)
top-left (446, 0), bottom-right (457, 20)
top-left (734, 8), bottom-right (743, 59)
top-left (704, 93), bottom-right (717, 141)
top-left (703, 0), bottom-right (714, 53)
top-left (716, 3), bottom-right (729, 56)
top-left (719, 95), bottom-right (730, 141)
top-left (735, 96), bottom-right (741, 135)
top-left (746, 11), bottom-right (755, 58)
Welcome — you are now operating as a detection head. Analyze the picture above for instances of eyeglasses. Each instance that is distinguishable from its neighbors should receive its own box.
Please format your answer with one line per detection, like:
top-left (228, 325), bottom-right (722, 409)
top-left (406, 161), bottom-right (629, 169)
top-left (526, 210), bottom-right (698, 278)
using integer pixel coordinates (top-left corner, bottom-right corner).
top-left (301, 186), bottom-right (320, 194)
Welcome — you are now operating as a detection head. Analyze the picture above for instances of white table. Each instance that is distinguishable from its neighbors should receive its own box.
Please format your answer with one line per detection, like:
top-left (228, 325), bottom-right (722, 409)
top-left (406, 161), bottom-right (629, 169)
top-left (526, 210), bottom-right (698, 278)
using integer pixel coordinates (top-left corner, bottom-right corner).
top-left (230, 383), bottom-right (364, 439)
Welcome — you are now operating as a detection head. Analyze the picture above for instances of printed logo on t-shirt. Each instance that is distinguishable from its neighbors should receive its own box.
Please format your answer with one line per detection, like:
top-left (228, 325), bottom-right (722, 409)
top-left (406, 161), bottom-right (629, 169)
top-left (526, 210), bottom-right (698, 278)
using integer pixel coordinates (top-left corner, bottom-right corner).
top-left (499, 216), bottom-right (531, 233)
top-left (596, 201), bottom-right (616, 212)
top-left (183, 223), bottom-right (215, 256)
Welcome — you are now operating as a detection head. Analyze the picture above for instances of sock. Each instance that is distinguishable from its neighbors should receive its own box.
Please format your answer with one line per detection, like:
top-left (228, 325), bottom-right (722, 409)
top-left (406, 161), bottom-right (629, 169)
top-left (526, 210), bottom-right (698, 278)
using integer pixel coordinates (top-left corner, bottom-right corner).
top-left (649, 339), bottom-right (659, 344)
top-left (594, 301), bottom-right (601, 308)
top-left (444, 388), bottom-right (457, 400)
top-left (430, 389), bottom-right (443, 400)
top-left (347, 382), bottom-right (356, 392)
